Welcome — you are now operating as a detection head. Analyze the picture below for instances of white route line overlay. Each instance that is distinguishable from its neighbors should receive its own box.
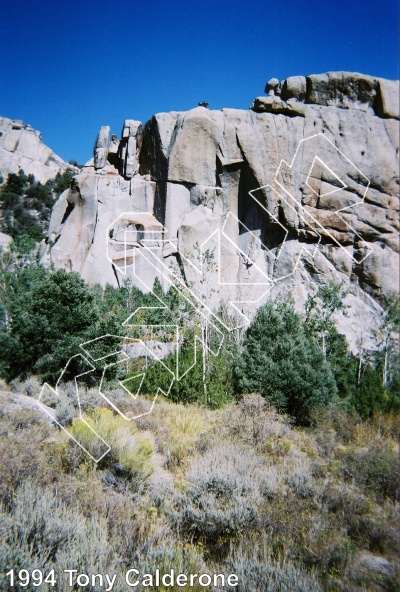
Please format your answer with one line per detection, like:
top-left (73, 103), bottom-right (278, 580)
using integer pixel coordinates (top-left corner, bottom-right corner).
top-left (273, 133), bottom-right (372, 263)
top-left (37, 132), bottom-right (373, 461)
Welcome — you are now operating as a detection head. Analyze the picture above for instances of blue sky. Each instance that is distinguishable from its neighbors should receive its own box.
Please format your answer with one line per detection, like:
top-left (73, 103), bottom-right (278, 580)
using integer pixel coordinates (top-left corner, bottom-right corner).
top-left (1, 0), bottom-right (398, 165)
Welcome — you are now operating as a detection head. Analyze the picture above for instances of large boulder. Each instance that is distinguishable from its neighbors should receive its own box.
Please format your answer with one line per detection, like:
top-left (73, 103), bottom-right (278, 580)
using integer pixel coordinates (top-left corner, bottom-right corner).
top-left (347, 551), bottom-right (399, 591)
top-left (119, 119), bottom-right (143, 179)
top-left (305, 71), bottom-right (379, 112)
top-left (168, 107), bottom-right (218, 185)
top-left (256, 72), bottom-right (399, 120)
top-left (93, 125), bottom-right (110, 170)
top-left (375, 78), bottom-right (400, 119)
top-left (280, 76), bottom-right (307, 102)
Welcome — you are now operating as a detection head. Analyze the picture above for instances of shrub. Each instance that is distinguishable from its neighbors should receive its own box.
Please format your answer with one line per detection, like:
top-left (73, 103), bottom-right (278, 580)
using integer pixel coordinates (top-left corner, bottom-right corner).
top-left (1, 268), bottom-right (99, 381)
top-left (0, 263), bottom-right (138, 383)
top-left (137, 330), bottom-right (235, 408)
top-left (284, 452), bottom-right (316, 499)
top-left (0, 411), bottom-right (53, 506)
top-left (19, 376), bottom-right (41, 397)
top-left (226, 555), bottom-right (322, 592)
top-left (55, 401), bottom-right (74, 427)
top-left (302, 522), bottom-right (353, 577)
top-left (172, 442), bottom-right (266, 543)
top-left (0, 482), bottom-right (111, 591)
top-left (68, 408), bottom-right (154, 488)
top-left (0, 171), bottom-right (56, 240)
top-left (343, 440), bottom-right (400, 501)
top-left (51, 168), bottom-right (75, 196)
top-left (153, 405), bottom-right (210, 469)
top-left (138, 542), bottom-right (208, 592)
top-left (221, 396), bottom-right (293, 450)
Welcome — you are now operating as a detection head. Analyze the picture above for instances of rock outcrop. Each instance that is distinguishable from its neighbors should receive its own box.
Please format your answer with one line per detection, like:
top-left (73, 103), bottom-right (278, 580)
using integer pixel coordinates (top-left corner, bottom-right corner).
top-left (93, 126), bottom-right (110, 170)
top-left (252, 72), bottom-right (400, 119)
top-left (0, 232), bottom-right (12, 250)
top-left (40, 72), bottom-right (399, 350)
top-left (0, 116), bottom-right (73, 183)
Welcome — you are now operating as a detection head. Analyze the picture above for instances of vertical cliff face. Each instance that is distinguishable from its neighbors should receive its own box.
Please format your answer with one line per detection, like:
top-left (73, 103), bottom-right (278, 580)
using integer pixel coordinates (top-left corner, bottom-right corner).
top-left (40, 72), bottom-right (399, 348)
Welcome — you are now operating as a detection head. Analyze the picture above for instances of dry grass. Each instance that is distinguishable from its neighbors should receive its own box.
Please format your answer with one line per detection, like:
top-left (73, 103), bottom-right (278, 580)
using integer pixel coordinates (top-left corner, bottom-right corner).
top-left (0, 383), bottom-right (399, 591)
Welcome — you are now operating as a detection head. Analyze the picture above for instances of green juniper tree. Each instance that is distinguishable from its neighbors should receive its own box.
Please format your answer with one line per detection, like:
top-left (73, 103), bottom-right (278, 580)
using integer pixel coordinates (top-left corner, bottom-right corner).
top-left (234, 297), bottom-right (337, 424)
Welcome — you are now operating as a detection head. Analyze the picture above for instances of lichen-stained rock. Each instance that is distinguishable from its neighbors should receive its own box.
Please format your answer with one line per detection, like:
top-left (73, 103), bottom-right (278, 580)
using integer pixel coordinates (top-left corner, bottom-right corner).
top-left (41, 71), bottom-right (399, 351)
top-left (46, 188), bottom-right (71, 244)
top-left (305, 71), bottom-right (379, 113)
top-left (0, 116), bottom-right (74, 182)
top-left (107, 211), bottom-right (165, 290)
top-left (41, 160), bottom-right (159, 287)
top-left (301, 71), bottom-right (400, 121)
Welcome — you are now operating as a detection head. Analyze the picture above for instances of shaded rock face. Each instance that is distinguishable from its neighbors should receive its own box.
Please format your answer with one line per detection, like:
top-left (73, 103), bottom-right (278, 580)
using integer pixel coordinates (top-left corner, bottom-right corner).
top-left (0, 116), bottom-right (73, 183)
top-left (41, 73), bottom-right (399, 350)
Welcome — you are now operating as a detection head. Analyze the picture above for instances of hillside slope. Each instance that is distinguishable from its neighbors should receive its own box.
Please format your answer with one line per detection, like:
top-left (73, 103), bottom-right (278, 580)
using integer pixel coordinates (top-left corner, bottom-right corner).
top-left (0, 116), bottom-right (74, 183)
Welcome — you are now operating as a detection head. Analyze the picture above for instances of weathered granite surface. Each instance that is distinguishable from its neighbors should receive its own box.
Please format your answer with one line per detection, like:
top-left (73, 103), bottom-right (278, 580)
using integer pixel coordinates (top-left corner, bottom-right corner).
top-left (0, 116), bottom-right (74, 183)
top-left (39, 72), bottom-right (399, 349)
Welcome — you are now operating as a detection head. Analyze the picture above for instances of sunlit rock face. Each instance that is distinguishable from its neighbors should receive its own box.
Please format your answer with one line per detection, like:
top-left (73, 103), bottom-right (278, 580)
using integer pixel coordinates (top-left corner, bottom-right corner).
top-left (0, 116), bottom-right (74, 183)
top-left (40, 72), bottom-right (399, 350)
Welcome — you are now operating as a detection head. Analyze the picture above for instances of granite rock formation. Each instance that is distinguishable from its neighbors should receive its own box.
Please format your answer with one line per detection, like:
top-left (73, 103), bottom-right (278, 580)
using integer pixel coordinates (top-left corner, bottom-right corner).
top-left (40, 72), bottom-right (399, 349)
top-left (0, 116), bottom-right (74, 183)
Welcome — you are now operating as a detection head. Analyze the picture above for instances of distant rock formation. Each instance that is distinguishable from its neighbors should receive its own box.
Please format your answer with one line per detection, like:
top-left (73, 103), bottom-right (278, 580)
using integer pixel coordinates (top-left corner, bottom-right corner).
top-left (0, 116), bottom-right (73, 183)
top-left (40, 72), bottom-right (399, 349)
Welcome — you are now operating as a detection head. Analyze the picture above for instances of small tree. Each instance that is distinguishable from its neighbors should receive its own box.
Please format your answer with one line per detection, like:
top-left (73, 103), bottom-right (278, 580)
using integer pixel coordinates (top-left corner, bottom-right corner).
top-left (304, 281), bottom-right (359, 400)
top-left (375, 294), bottom-right (400, 390)
top-left (51, 168), bottom-right (75, 196)
top-left (1, 268), bottom-right (100, 381)
top-left (234, 298), bottom-right (337, 424)
top-left (305, 280), bottom-right (348, 354)
top-left (170, 242), bottom-right (219, 404)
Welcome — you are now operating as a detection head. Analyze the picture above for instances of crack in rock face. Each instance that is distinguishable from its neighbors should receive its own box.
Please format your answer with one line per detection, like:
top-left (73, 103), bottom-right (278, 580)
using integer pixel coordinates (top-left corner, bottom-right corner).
top-left (34, 72), bottom-right (399, 350)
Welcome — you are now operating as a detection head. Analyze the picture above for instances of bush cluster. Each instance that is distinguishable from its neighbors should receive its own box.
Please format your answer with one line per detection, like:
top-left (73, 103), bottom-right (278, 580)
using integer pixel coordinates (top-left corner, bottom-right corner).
top-left (0, 389), bottom-right (398, 592)
top-left (0, 169), bottom-right (74, 251)
top-left (1, 229), bottom-right (398, 422)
